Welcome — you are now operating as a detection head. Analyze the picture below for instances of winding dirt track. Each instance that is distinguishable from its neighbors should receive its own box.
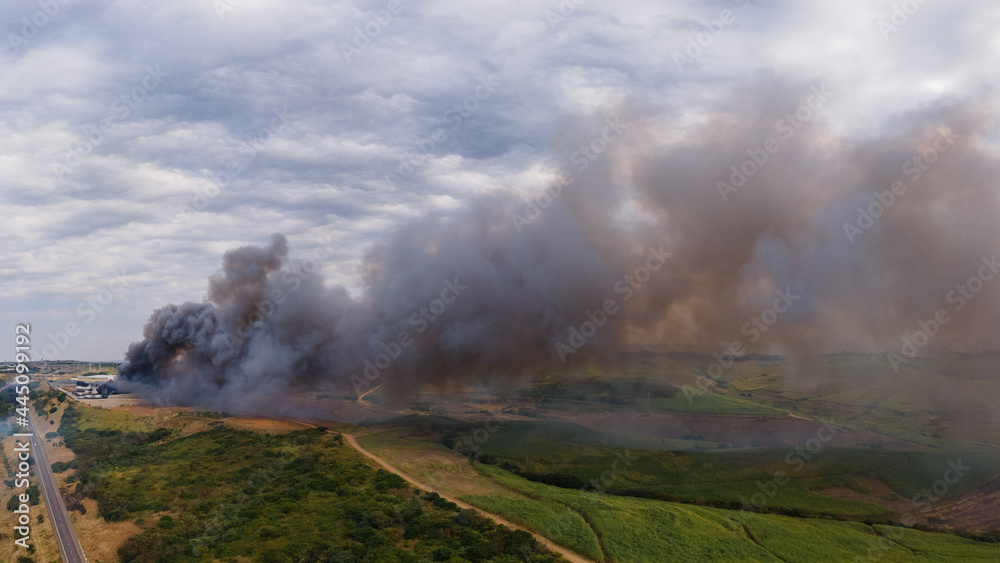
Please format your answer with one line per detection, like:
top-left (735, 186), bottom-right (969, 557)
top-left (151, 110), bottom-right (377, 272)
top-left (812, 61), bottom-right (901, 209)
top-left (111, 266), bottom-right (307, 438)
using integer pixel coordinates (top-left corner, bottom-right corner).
top-left (342, 434), bottom-right (595, 563)
top-left (278, 418), bottom-right (594, 563)
top-left (356, 383), bottom-right (383, 407)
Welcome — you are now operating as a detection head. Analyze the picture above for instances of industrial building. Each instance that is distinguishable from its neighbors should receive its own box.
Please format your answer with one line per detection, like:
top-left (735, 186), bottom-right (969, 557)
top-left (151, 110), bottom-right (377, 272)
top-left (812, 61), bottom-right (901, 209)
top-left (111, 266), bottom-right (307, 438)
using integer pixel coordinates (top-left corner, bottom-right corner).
top-left (72, 374), bottom-right (117, 398)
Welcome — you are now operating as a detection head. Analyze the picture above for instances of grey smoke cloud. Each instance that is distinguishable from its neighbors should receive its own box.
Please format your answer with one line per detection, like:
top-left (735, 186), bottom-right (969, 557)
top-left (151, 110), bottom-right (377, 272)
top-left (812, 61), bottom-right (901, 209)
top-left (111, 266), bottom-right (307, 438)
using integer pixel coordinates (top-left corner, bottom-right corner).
top-left (119, 76), bottom-right (1000, 413)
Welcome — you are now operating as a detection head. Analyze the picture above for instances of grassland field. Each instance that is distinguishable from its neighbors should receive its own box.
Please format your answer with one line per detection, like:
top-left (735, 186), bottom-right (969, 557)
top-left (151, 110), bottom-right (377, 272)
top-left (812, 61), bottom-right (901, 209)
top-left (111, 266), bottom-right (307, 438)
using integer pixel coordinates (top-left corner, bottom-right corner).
top-left (357, 422), bottom-right (1000, 562)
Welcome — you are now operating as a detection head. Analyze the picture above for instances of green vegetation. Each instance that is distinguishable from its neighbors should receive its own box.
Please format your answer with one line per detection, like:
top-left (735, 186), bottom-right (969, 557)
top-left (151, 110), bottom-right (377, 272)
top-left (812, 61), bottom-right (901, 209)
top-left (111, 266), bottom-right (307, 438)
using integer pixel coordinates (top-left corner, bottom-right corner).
top-left (360, 421), bottom-right (1000, 561)
top-left (458, 492), bottom-right (602, 560)
top-left (72, 406), bottom-right (158, 433)
top-left (873, 525), bottom-right (1000, 560)
top-left (6, 485), bottom-right (39, 511)
top-left (477, 463), bottom-right (1000, 562)
top-left (57, 403), bottom-right (566, 562)
top-left (640, 392), bottom-right (788, 416)
top-left (186, 410), bottom-right (232, 419)
top-left (518, 373), bottom-right (786, 416)
top-left (51, 461), bottom-right (77, 473)
top-left (438, 420), bottom-right (999, 520)
top-left (519, 375), bottom-right (679, 405)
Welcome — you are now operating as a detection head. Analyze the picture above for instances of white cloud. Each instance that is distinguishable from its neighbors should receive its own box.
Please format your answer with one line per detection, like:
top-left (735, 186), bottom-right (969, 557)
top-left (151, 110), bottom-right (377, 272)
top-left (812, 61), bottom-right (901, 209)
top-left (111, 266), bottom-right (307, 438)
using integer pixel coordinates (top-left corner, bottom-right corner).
top-left (1, 0), bottom-right (996, 359)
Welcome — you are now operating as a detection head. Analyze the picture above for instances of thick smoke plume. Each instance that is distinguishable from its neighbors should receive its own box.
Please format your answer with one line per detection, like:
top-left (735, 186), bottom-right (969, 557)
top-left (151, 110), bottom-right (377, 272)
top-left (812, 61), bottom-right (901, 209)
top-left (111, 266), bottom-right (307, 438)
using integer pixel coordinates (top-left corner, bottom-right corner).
top-left (120, 77), bottom-right (1000, 413)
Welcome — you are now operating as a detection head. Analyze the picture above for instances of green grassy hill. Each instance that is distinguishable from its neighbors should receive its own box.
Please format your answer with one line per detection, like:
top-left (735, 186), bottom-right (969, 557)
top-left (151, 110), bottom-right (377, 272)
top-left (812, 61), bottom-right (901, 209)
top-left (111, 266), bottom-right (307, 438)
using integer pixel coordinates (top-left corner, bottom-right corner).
top-left (357, 421), bottom-right (1000, 562)
top-left (474, 460), bottom-right (1000, 562)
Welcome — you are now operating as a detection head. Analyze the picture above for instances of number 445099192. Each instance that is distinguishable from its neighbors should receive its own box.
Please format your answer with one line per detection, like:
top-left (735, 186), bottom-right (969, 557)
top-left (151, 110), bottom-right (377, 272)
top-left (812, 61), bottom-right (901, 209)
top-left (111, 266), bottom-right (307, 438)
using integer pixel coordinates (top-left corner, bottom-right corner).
top-left (14, 324), bottom-right (31, 425)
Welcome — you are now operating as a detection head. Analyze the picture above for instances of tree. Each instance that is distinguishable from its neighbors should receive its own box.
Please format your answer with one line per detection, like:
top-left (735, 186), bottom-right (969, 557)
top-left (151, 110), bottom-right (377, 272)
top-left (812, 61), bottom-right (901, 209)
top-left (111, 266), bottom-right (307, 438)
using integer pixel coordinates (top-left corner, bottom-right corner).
top-left (26, 485), bottom-right (40, 506)
top-left (157, 515), bottom-right (174, 529)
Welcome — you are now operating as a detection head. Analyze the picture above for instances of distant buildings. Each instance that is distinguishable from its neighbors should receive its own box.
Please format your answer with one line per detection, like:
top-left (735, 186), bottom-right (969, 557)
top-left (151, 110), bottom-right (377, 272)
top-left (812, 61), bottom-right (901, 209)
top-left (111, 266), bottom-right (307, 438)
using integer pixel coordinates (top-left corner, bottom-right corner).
top-left (73, 374), bottom-right (117, 398)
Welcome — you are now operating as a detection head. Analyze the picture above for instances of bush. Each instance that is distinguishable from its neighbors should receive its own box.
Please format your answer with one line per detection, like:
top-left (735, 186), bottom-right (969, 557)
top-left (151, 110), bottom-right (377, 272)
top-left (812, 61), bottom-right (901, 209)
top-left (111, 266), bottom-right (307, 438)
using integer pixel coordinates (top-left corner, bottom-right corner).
top-left (52, 461), bottom-right (77, 473)
top-left (455, 508), bottom-right (478, 526)
top-left (372, 469), bottom-right (406, 492)
top-left (26, 485), bottom-right (40, 506)
top-left (430, 547), bottom-right (454, 561)
top-left (157, 515), bottom-right (174, 529)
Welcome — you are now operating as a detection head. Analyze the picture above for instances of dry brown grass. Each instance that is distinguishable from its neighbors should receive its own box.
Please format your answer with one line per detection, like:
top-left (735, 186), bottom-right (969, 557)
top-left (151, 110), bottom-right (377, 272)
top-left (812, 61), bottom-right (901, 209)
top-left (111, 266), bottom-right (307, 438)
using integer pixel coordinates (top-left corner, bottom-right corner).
top-left (32, 395), bottom-right (149, 562)
top-left (816, 476), bottom-right (928, 523)
top-left (68, 499), bottom-right (142, 563)
top-left (222, 417), bottom-right (313, 433)
top-left (0, 435), bottom-right (62, 563)
top-left (921, 477), bottom-right (1000, 533)
top-left (112, 405), bottom-right (193, 418)
top-left (355, 431), bottom-right (510, 498)
top-left (816, 474), bottom-right (1000, 533)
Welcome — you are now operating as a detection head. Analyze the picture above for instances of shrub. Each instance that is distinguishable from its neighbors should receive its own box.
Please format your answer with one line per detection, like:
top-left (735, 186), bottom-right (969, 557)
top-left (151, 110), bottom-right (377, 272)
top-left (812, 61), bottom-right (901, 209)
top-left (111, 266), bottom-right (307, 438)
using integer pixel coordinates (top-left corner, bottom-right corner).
top-left (26, 485), bottom-right (39, 506)
top-left (372, 469), bottom-right (406, 492)
top-left (157, 515), bottom-right (174, 529)
top-left (52, 461), bottom-right (77, 473)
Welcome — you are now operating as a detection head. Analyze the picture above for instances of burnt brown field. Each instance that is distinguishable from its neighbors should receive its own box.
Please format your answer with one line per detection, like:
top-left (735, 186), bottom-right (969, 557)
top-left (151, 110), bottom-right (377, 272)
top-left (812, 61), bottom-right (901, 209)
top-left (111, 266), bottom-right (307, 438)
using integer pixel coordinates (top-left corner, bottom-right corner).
top-left (921, 477), bottom-right (1000, 533)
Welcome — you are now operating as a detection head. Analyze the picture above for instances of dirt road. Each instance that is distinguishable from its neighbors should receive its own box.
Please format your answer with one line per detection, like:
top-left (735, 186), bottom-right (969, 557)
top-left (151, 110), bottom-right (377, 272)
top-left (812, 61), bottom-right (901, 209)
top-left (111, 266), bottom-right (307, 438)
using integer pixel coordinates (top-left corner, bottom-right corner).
top-left (277, 416), bottom-right (594, 563)
top-left (356, 383), bottom-right (383, 407)
top-left (341, 433), bottom-right (595, 563)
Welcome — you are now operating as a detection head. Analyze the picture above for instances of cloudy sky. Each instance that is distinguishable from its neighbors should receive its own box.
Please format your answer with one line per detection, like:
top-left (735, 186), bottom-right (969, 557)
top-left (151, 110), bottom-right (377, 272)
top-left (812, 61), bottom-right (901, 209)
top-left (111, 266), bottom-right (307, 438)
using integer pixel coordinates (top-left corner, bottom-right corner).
top-left (2, 0), bottom-right (998, 362)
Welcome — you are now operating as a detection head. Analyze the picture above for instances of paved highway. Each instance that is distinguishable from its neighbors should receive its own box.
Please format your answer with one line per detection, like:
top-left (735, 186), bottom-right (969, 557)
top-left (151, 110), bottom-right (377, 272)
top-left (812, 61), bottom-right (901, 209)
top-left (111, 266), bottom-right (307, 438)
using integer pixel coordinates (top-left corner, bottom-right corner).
top-left (24, 408), bottom-right (86, 563)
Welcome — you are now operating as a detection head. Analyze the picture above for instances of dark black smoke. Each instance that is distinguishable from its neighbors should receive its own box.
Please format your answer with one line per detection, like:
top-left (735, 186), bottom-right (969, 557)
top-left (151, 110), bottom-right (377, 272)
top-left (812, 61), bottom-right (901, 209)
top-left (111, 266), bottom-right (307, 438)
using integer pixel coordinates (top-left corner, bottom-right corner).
top-left (119, 76), bottom-right (1000, 413)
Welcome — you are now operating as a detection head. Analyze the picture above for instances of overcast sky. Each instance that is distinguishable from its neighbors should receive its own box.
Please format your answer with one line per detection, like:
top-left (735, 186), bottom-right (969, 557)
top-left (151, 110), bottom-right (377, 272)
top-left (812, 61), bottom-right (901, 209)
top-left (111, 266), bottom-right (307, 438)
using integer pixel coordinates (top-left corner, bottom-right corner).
top-left (2, 0), bottom-right (998, 361)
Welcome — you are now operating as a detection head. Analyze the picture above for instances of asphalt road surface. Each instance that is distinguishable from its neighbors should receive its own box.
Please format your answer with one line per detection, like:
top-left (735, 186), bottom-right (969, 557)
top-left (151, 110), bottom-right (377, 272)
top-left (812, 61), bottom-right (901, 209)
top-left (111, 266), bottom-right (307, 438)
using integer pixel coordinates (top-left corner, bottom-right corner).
top-left (25, 409), bottom-right (87, 563)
